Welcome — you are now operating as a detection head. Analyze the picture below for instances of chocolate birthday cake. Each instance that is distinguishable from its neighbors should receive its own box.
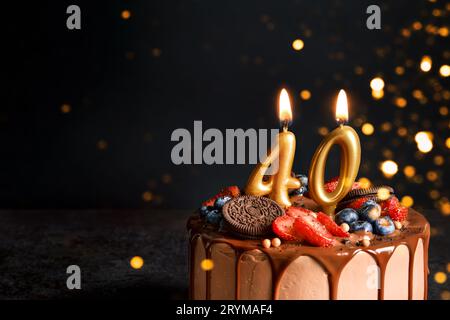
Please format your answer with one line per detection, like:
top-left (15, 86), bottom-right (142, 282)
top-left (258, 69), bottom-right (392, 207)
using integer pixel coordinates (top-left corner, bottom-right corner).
top-left (187, 178), bottom-right (430, 300)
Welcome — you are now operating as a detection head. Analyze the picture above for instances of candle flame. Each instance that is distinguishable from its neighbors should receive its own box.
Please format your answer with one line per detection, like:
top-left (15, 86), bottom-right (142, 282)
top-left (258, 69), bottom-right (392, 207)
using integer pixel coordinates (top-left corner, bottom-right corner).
top-left (336, 89), bottom-right (348, 123)
top-left (278, 89), bottom-right (293, 123)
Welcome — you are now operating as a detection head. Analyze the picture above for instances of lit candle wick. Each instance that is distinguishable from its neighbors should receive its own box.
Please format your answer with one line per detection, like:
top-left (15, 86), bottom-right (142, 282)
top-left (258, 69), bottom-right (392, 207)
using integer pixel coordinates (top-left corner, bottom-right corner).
top-left (335, 89), bottom-right (349, 126)
top-left (279, 88), bottom-right (293, 131)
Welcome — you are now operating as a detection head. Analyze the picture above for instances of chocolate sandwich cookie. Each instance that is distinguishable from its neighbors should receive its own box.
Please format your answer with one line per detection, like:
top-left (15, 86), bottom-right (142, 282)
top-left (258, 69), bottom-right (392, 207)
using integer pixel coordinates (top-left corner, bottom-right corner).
top-left (222, 195), bottom-right (284, 239)
top-left (338, 185), bottom-right (395, 210)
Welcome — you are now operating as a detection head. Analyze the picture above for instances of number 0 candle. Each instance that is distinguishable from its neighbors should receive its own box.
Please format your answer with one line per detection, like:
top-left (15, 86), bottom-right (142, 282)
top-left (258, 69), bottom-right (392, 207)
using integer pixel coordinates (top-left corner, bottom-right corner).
top-left (244, 89), bottom-right (300, 208)
top-left (308, 90), bottom-right (361, 217)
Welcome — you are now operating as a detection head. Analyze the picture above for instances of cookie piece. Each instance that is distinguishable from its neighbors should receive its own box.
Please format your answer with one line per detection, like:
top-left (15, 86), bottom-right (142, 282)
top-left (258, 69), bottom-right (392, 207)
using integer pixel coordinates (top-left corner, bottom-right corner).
top-left (222, 195), bottom-right (284, 238)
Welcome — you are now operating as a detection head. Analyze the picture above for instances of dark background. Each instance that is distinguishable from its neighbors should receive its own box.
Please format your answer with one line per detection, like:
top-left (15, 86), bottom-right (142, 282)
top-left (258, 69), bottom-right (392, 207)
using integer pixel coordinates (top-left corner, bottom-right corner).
top-left (2, 0), bottom-right (448, 211)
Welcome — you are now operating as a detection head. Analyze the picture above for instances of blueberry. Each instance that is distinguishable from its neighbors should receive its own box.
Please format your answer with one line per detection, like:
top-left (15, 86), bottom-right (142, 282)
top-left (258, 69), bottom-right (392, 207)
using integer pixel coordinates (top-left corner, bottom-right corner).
top-left (295, 174), bottom-right (309, 188)
top-left (214, 196), bottom-right (232, 209)
top-left (335, 208), bottom-right (359, 225)
top-left (350, 220), bottom-right (373, 233)
top-left (206, 210), bottom-right (222, 225)
top-left (373, 216), bottom-right (395, 235)
top-left (289, 186), bottom-right (308, 196)
top-left (199, 205), bottom-right (214, 218)
top-left (359, 202), bottom-right (381, 223)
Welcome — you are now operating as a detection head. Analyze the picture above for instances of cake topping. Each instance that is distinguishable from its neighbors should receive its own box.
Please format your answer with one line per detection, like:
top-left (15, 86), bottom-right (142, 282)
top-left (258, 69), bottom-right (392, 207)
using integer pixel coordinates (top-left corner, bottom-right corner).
top-left (316, 212), bottom-right (350, 237)
top-left (272, 215), bottom-right (298, 241)
top-left (222, 195), bottom-right (284, 238)
top-left (202, 185), bottom-right (240, 207)
top-left (293, 213), bottom-right (334, 247)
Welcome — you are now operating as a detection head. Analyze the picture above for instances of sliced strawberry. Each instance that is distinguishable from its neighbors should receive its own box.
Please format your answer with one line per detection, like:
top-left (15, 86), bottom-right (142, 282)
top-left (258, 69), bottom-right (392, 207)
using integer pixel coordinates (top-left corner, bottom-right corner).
top-left (324, 176), bottom-right (361, 193)
top-left (346, 197), bottom-right (371, 210)
top-left (293, 214), bottom-right (334, 247)
top-left (202, 186), bottom-right (241, 206)
top-left (380, 196), bottom-right (400, 216)
top-left (272, 215), bottom-right (299, 241)
top-left (286, 206), bottom-right (315, 218)
top-left (316, 212), bottom-right (349, 238)
top-left (388, 206), bottom-right (408, 222)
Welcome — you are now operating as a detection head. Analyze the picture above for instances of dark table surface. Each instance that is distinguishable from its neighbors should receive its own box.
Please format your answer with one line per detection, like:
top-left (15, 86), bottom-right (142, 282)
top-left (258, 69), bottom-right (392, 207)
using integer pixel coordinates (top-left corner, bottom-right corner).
top-left (0, 209), bottom-right (448, 300)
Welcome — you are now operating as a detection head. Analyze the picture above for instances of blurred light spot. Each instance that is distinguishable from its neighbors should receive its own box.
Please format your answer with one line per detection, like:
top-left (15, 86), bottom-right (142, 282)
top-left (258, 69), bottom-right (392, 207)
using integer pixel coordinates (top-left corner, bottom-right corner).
top-left (417, 140), bottom-right (433, 153)
top-left (97, 139), bottom-right (108, 151)
top-left (370, 77), bottom-right (385, 91)
top-left (142, 191), bottom-right (153, 202)
top-left (446, 137), bottom-right (450, 149)
top-left (130, 256), bottom-right (144, 269)
top-left (162, 174), bottom-right (172, 184)
top-left (412, 89), bottom-right (424, 99)
top-left (300, 90), bottom-right (311, 100)
top-left (432, 9), bottom-right (442, 17)
top-left (381, 160), bottom-right (398, 178)
top-left (442, 290), bottom-right (450, 300)
top-left (200, 259), bottom-right (214, 271)
top-left (403, 165), bottom-right (416, 178)
top-left (439, 106), bottom-right (448, 115)
top-left (395, 66), bottom-right (405, 75)
top-left (447, 263), bottom-right (450, 273)
top-left (381, 122), bottom-right (392, 132)
top-left (434, 272), bottom-right (447, 284)
top-left (415, 131), bottom-right (433, 153)
top-left (401, 196), bottom-right (414, 207)
top-left (434, 155), bottom-right (444, 166)
top-left (358, 177), bottom-right (371, 189)
top-left (372, 89), bottom-right (384, 99)
top-left (401, 28), bottom-right (411, 37)
top-left (441, 201), bottom-right (450, 216)
top-left (382, 149), bottom-right (393, 158)
top-left (292, 39), bottom-right (304, 51)
top-left (121, 10), bottom-right (131, 20)
top-left (151, 48), bottom-right (162, 57)
top-left (438, 27), bottom-right (449, 37)
top-left (361, 123), bottom-right (374, 135)
top-left (412, 21), bottom-right (422, 30)
top-left (429, 190), bottom-right (440, 200)
top-left (377, 187), bottom-right (391, 201)
top-left (61, 104), bottom-right (71, 114)
top-left (318, 127), bottom-right (329, 136)
top-left (420, 56), bottom-right (432, 72)
top-left (427, 171), bottom-right (438, 182)
top-left (440, 65), bottom-right (450, 77)
top-left (394, 97), bottom-right (407, 108)
top-left (397, 127), bottom-right (408, 137)
top-left (354, 66), bottom-right (364, 75)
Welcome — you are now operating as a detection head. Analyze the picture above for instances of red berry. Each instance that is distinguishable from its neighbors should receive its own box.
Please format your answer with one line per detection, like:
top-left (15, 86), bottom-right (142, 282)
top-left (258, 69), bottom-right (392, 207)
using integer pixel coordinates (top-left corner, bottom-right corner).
top-left (380, 196), bottom-right (400, 216)
top-left (286, 206), bottom-right (315, 218)
top-left (272, 215), bottom-right (299, 241)
top-left (324, 177), bottom-right (361, 193)
top-left (316, 212), bottom-right (349, 238)
top-left (388, 206), bottom-right (408, 222)
top-left (293, 213), bottom-right (334, 247)
top-left (346, 197), bottom-right (370, 210)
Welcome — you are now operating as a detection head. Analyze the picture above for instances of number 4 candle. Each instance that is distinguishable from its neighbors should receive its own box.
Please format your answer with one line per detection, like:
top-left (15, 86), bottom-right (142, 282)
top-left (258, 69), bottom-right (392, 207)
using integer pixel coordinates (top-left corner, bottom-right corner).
top-left (308, 90), bottom-right (361, 217)
top-left (245, 89), bottom-right (300, 208)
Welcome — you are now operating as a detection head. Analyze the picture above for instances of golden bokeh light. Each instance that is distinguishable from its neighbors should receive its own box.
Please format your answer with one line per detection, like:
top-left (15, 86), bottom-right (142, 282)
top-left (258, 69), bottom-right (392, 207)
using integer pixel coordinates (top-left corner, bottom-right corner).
top-left (401, 195), bottom-right (414, 207)
top-left (429, 190), bottom-right (440, 200)
top-left (61, 104), bottom-right (71, 114)
top-left (439, 106), bottom-right (448, 116)
top-left (200, 259), bottom-right (214, 271)
top-left (372, 89), bottom-right (384, 99)
top-left (97, 139), bottom-right (108, 151)
top-left (121, 10), bottom-right (131, 20)
top-left (397, 127), bottom-right (408, 137)
top-left (434, 272), bottom-right (447, 284)
top-left (377, 187), bottom-right (391, 201)
top-left (292, 39), bottom-right (304, 51)
top-left (380, 160), bottom-right (398, 178)
top-left (142, 191), bottom-right (153, 202)
top-left (394, 97), bottom-right (407, 108)
top-left (442, 290), bottom-right (450, 300)
top-left (438, 27), bottom-right (449, 37)
top-left (446, 137), bottom-right (450, 149)
top-left (420, 56), bottom-right (432, 72)
top-left (403, 165), bottom-right (416, 178)
top-left (426, 171), bottom-right (438, 182)
top-left (441, 201), bottom-right (450, 216)
top-left (318, 127), bottom-right (329, 136)
top-left (130, 256), bottom-right (144, 269)
top-left (358, 177), bottom-right (371, 189)
top-left (395, 66), bottom-right (405, 75)
top-left (440, 65), bottom-right (450, 77)
top-left (300, 90), bottom-right (311, 100)
top-left (434, 155), bottom-right (444, 166)
top-left (412, 21), bottom-right (423, 30)
top-left (370, 77), bottom-right (385, 91)
top-left (361, 123), bottom-right (374, 135)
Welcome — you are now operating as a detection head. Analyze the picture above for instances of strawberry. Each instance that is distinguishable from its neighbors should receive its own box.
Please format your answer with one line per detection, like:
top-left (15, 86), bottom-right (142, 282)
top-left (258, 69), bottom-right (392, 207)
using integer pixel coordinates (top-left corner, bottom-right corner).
top-left (346, 197), bottom-right (371, 210)
top-left (286, 206), bottom-right (315, 218)
top-left (316, 212), bottom-right (349, 237)
top-left (324, 176), bottom-right (361, 193)
top-left (272, 215), bottom-right (299, 241)
top-left (202, 186), bottom-right (240, 206)
top-left (388, 206), bottom-right (408, 222)
top-left (293, 213), bottom-right (334, 247)
top-left (380, 196), bottom-right (400, 216)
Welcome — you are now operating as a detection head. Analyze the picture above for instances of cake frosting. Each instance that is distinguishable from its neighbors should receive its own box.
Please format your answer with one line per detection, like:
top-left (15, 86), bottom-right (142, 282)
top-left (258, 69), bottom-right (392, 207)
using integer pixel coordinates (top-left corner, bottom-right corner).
top-left (188, 197), bottom-right (430, 300)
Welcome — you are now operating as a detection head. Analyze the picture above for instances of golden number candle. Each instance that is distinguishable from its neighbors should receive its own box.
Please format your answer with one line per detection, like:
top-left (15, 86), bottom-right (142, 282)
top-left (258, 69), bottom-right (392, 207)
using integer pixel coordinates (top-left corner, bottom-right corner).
top-left (308, 90), bottom-right (361, 217)
top-left (244, 89), bottom-right (300, 208)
